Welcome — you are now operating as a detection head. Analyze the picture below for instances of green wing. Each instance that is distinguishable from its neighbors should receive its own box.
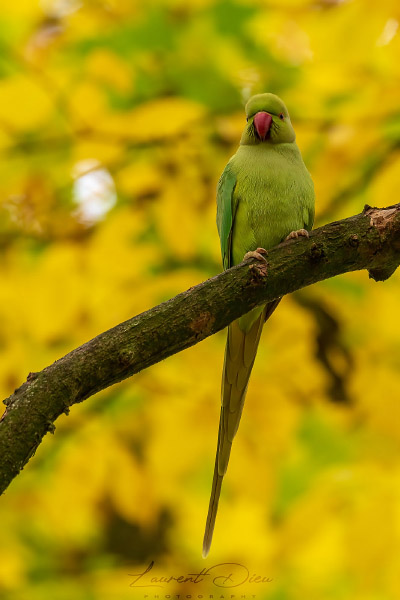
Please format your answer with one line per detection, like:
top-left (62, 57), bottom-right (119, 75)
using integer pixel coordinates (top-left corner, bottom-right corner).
top-left (216, 163), bottom-right (237, 270)
top-left (303, 191), bottom-right (315, 231)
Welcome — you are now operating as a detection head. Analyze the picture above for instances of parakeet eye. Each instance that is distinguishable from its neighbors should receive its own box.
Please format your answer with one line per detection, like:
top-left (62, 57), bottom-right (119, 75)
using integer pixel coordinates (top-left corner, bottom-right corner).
top-left (279, 113), bottom-right (284, 120)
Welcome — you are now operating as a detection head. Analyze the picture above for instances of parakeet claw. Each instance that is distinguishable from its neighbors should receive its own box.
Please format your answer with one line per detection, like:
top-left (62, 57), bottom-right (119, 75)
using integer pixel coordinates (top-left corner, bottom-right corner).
top-left (243, 247), bottom-right (268, 263)
top-left (285, 229), bottom-right (309, 241)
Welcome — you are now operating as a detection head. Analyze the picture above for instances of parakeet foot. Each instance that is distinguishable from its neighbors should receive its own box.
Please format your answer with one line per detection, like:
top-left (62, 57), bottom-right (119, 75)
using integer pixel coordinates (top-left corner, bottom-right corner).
top-left (243, 247), bottom-right (268, 263)
top-left (285, 229), bottom-right (309, 241)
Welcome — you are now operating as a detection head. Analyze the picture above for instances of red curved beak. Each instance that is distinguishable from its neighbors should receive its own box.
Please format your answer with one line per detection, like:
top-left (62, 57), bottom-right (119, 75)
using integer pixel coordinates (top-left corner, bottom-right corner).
top-left (254, 111), bottom-right (272, 140)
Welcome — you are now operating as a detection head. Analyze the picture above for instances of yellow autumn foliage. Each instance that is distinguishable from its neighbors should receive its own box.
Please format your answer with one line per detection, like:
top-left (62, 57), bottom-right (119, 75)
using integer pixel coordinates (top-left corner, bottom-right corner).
top-left (0, 1), bottom-right (400, 599)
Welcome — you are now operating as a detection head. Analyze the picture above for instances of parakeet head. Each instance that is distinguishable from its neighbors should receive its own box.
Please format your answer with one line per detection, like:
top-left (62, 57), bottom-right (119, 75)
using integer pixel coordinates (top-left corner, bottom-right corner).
top-left (241, 93), bottom-right (296, 146)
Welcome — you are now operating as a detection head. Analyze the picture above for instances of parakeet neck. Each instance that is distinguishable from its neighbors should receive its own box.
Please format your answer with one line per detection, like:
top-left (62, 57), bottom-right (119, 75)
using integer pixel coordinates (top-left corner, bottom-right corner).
top-left (237, 141), bottom-right (303, 164)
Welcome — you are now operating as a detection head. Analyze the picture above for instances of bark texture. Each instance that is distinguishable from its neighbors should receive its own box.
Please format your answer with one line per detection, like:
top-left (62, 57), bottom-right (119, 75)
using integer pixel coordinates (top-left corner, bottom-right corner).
top-left (1, 203), bottom-right (400, 494)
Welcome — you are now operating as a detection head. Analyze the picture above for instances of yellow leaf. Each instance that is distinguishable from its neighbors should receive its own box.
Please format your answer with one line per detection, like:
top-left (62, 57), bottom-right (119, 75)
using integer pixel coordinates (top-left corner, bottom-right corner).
top-left (0, 75), bottom-right (53, 130)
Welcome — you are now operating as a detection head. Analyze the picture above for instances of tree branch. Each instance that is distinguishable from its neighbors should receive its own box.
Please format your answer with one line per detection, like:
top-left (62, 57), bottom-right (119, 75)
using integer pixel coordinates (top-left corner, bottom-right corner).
top-left (1, 203), bottom-right (400, 494)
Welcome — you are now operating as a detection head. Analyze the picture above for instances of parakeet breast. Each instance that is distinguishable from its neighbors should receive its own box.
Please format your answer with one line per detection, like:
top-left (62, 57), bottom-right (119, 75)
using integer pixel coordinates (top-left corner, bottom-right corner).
top-left (230, 143), bottom-right (314, 266)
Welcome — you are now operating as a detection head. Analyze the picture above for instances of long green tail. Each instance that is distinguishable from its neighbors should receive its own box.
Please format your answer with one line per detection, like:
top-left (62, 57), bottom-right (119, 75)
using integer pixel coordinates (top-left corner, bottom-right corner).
top-left (202, 300), bottom-right (280, 557)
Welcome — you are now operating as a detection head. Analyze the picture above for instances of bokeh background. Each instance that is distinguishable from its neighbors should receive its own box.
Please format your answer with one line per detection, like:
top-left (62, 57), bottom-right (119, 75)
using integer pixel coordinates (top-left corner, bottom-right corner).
top-left (1, 0), bottom-right (400, 599)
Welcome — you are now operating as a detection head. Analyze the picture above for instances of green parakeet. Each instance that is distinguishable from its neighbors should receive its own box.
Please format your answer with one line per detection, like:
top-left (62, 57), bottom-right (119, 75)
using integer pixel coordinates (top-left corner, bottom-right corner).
top-left (202, 93), bottom-right (315, 557)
